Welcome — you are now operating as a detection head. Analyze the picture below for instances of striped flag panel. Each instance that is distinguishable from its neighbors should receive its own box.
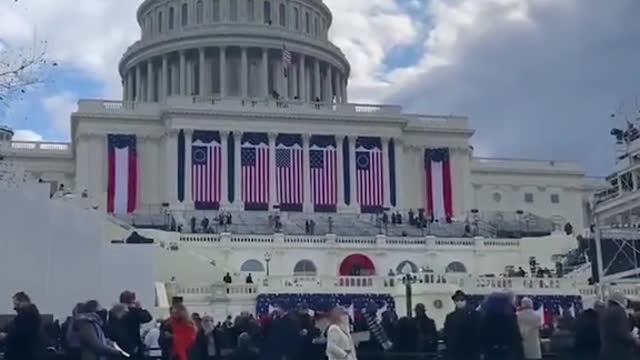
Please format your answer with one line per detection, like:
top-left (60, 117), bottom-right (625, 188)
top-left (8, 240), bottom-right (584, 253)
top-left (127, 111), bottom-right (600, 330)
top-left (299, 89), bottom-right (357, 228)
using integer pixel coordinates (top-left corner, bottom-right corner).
top-left (192, 142), bottom-right (222, 205)
top-left (424, 148), bottom-right (453, 219)
top-left (356, 149), bottom-right (383, 208)
top-left (241, 145), bottom-right (270, 205)
top-left (276, 146), bottom-right (303, 205)
top-left (310, 146), bottom-right (337, 206)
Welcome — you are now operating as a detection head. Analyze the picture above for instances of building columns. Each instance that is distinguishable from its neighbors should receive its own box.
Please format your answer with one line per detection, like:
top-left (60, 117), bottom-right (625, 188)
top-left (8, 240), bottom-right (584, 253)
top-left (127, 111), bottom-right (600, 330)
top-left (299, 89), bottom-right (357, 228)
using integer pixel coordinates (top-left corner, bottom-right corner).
top-left (161, 56), bottom-right (169, 100)
top-left (199, 48), bottom-right (207, 96)
top-left (262, 48), bottom-right (269, 97)
top-left (335, 72), bottom-right (343, 103)
top-left (234, 131), bottom-right (243, 208)
top-left (135, 66), bottom-right (142, 102)
top-left (302, 134), bottom-right (311, 212)
top-left (184, 129), bottom-right (193, 207)
top-left (382, 137), bottom-right (391, 209)
top-left (147, 60), bottom-right (155, 102)
top-left (165, 131), bottom-right (178, 205)
top-left (241, 47), bottom-right (248, 98)
top-left (314, 59), bottom-right (321, 101)
top-left (291, 59), bottom-right (299, 99)
top-left (336, 135), bottom-right (346, 209)
top-left (220, 131), bottom-right (229, 207)
top-left (326, 66), bottom-right (333, 102)
top-left (127, 71), bottom-right (134, 101)
top-left (348, 136), bottom-right (358, 210)
top-left (268, 133), bottom-right (277, 209)
top-left (179, 51), bottom-right (186, 95)
top-left (220, 47), bottom-right (227, 97)
top-left (299, 55), bottom-right (306, 101)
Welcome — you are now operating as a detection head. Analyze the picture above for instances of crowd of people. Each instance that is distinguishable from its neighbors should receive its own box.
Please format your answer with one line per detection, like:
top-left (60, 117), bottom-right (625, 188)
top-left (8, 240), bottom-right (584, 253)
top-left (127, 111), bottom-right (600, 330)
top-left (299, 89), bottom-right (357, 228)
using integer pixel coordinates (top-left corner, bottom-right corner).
top-left (3, 288), bottom-right (640, 360)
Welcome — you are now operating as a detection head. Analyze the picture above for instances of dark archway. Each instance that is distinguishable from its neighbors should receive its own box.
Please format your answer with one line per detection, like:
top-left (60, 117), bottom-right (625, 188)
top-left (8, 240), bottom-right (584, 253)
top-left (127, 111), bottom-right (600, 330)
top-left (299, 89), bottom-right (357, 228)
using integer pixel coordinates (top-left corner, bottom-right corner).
top-left (339, 254), bottom-right (376, 276)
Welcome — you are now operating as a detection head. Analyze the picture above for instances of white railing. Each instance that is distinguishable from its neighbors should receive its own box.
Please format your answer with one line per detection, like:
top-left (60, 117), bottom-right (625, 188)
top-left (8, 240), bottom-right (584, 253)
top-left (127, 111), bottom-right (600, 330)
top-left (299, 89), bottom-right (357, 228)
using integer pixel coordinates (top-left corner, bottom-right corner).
top-left (176, 233), bottom-right (523, 250)
top-left (10, 141), bottom-right (71, 152)
top-left (176, 275), bottom-right (639, 299)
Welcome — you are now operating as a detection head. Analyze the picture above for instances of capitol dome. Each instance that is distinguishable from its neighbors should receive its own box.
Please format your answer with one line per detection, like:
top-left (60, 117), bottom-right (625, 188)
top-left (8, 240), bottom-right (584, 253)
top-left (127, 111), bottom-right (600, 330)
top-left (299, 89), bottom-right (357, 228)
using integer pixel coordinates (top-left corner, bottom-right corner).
top-left (119, 0), bottom-right (351, 103)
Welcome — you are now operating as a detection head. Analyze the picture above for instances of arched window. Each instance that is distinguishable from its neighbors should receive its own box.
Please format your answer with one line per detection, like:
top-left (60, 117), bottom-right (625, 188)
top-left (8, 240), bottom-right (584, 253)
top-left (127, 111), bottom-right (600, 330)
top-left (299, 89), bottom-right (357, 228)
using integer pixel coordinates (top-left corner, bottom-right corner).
top-left (314, 17), bottom-right (318, 36)
top-left (293, 260), bottom-right (317, 276)
top-left (229, 0), bottom-right (238, 21)
top-left (396, 260), bottom-right (418, 274)
top-left (181, 3), bottom-right (189, 27)
top-left (211, 0), bottom-right (220, 21)
top-left (196, 0), bottom-right (204, 24)
top-left (240, 259), bottom-right (265, 272)
top-left (246, 0), bottom-right (255, 21)
top-left (263, 1), bottom-right (272, 24)
top-left (169, 7), bottom-right (175, 29)
top-left (293, 7), bottom-right (299, 30)
top-left (305, 11), bottom-right (310, 33)
top-left (445, 262), bottom-right (467, 273)
top-left (278, 3), bottom-right (286, 27)
top-left (158, 11), bottom-right (163, 33)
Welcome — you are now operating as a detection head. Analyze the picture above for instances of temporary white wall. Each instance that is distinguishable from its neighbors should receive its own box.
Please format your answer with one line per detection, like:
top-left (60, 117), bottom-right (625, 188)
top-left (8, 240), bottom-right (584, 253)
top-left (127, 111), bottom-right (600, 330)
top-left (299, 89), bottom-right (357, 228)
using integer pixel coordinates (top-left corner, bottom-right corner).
top-left (0, 183), bottom-right (155, 319)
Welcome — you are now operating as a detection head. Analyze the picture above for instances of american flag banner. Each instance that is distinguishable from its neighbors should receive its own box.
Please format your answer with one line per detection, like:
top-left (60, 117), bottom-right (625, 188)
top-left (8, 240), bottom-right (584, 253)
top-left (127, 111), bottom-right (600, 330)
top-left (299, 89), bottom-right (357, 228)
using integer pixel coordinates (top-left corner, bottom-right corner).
top-left (241, 133), bottom-right (270, 208)
top-left (107, 134), bottom-right (137, 215)
top-left (192, 131), bottom-right (222, 209)
top-left (356, 137), bottom-right (383, 211)
top-left (310, 135), bottom-right (337, 211)
top-left (424, 148), bottom-right (453, 220)
top-left (275, 134), bottom-right (303, 209)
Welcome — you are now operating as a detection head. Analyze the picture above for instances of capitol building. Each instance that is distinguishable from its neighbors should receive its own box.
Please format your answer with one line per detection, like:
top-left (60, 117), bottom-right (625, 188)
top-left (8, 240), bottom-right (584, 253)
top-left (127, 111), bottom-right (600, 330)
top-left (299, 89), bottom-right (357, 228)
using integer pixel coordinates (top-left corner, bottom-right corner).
top-left (1, 0), bottom-right (631, 325)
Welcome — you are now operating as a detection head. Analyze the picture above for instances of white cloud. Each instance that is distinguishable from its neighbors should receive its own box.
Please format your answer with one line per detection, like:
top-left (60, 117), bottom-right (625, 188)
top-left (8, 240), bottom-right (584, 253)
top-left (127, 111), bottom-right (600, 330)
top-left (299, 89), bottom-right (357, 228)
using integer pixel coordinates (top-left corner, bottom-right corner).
top-left (42, 93), bottom-right (77, 137)
top-left (12, 129), bottom-right (43, 142)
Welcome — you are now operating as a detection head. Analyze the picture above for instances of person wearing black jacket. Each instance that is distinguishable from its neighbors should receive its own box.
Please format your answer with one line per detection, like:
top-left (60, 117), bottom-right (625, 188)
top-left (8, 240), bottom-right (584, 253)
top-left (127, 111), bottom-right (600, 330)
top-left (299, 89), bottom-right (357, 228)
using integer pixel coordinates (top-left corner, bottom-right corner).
top-left (75, 300), bottom-right (124, 360)
top-left (573, 301), bottom-right (604, 360)
top-left (191, 315), bottom-right (222, 360)
top-left (0, 292), bottom-right (45, 360)
top-left (413, 303), bottom-right (439, 355)
top-left (444, 290), bottom-right (481, 360)
top-left (107, 291), bottom-right (153, 359)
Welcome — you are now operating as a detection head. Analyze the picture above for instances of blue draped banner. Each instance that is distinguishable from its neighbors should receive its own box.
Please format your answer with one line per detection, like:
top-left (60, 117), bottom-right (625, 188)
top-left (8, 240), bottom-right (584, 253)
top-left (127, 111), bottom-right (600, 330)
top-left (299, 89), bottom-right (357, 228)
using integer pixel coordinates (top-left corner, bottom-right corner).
top-left (256, 293), bottom-right (395, 317)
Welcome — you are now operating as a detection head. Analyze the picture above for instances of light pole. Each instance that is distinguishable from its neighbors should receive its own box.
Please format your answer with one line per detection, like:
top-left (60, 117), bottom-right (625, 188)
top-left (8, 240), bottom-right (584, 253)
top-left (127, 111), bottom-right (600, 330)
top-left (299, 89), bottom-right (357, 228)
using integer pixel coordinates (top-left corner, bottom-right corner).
top-left (402, 273), bottom-right (414, 317)
top-left (264, 252), bottom-right (272, 277)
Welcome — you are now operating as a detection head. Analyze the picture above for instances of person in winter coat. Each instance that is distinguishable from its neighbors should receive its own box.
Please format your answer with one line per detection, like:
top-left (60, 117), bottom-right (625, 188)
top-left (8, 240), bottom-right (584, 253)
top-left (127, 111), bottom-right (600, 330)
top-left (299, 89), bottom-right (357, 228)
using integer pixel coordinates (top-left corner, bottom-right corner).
top-left (229, 333), bottom-right (259, 360)
top-left (0, 291), bottom-right (46, 360)
top-left (479, 292), bottom-right (524, 360)
top-left (573, 301), bottom-right (604, 360)
top-left (444, 290), bottom-right (481, 360)
top-left (600, 292), bottom-right (640, 360)
top-left (326, 306), bottom-right (357, 360)
top-left (413, 303), bottom-right (439, 355)
top-left (107, 291), bottom-right (153, 360)
top-left (516, 298), bottom-right (542, 360)
top-left (75, 300), bottom-right (124, 360)
top-left (159, 303), bottom-right (197, 360)
top-left (191, 315), bottom-right (222, 360)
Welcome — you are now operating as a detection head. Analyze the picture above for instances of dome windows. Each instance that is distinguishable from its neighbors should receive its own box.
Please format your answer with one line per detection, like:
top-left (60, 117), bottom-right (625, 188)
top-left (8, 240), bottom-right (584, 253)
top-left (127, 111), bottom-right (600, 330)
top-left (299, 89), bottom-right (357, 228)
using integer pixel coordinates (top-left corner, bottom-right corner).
top-left (263, 1), bottom-right (272, 24)
top-left (181, 3), bottom-right (189, 27)
top-left (229, 0), bottom-right (238, 22)
top-left (168, 7), bottom-right (175, 29)
top-left (305, 11), bottom-right (310, 33)
top-left (211, 0), bottom-right (220, 22)
top-left (157, 11), bottom-right (163, 33)
top-left (294, 7), bottom-right (299, 30)
top-left (196, 0), bottom-right (204, 24)
top-left (278, 3), bottom-right (286, 27)
top-left (247, 0), bottom-right (255, 22)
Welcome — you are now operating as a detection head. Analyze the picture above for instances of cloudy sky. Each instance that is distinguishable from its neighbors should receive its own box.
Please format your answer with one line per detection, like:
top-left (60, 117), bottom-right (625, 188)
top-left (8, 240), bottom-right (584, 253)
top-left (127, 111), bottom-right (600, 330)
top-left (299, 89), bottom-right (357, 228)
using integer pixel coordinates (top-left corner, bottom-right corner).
top-left (1, 0), bottom-right (639, 176)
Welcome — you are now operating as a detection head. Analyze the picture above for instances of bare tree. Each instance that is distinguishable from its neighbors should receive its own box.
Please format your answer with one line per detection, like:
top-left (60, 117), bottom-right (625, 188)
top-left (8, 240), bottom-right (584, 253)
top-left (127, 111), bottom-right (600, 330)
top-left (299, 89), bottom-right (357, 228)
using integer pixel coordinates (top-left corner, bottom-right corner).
top-left (0, 40), bottom-right (56, 107)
